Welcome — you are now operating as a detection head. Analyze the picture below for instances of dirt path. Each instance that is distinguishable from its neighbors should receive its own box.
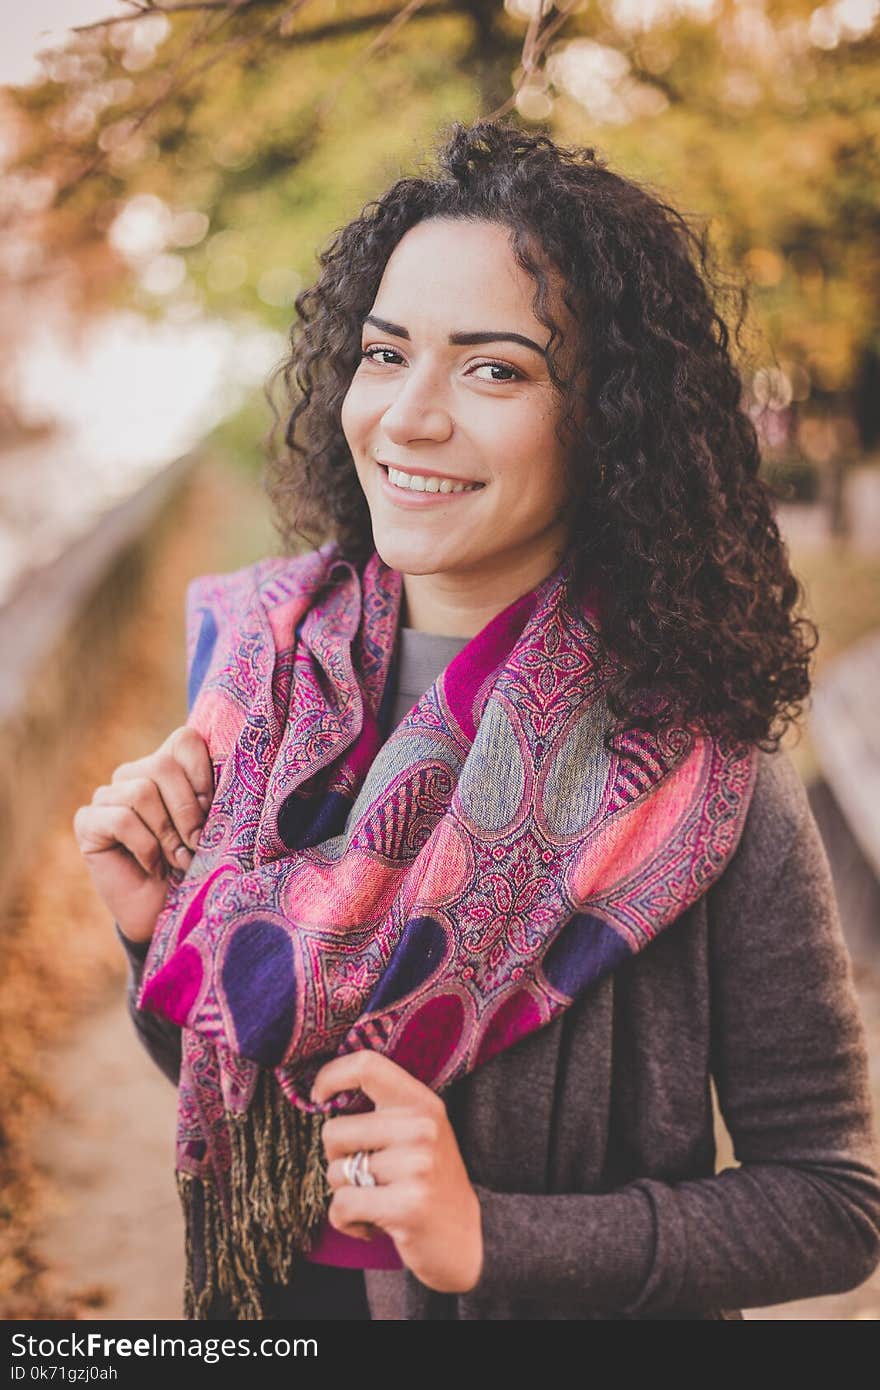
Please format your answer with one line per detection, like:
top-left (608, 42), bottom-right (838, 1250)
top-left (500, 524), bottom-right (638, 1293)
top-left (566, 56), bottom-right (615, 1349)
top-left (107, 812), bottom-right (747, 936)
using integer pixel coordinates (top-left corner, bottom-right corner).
top-left (32, 996), bottom-right (184, 1320)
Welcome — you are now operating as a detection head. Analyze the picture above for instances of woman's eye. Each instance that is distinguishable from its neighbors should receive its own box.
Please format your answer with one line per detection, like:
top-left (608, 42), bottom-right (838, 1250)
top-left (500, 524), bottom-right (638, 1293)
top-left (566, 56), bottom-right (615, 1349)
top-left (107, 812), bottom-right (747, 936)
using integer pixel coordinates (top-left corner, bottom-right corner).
top-left (361, 346), bottom-right (402, 365)
top-left (472, 361), bottom-right (521, 383)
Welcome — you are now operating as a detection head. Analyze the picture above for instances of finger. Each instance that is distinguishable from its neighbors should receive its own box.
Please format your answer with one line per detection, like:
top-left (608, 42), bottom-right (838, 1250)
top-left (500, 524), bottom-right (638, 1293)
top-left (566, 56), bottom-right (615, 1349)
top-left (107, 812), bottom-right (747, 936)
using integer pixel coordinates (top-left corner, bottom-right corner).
top-left (111, 726), bottom-right (214, 813)
top-left (311, 1049), bottom-right (439, 1112)
top-left (326, 1220), bottom-right (375, 1242)
top-left (79, 804), bottom-right (168, 879)
top-left (321, 1110), bottom-right (439, 1163)
top-left (325, 1144), bottom-right (431, 1191)
top-left (93, 776), bottom-right (199, 867)
top-left (144, 754), bottom-right (207, 854)
top-left (328, 1182), bottom-right (411, 1236)
top-left (162, 725), bottom-right (215, 809)
top-left (347, 1223), bottom-right (380, 1241)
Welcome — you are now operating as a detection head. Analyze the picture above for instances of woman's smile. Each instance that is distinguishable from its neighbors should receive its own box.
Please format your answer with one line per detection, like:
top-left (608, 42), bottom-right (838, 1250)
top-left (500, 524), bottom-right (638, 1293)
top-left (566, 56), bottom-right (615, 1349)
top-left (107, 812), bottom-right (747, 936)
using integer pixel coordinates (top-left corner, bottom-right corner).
top-left (377, 459), bottom-right (486, 506)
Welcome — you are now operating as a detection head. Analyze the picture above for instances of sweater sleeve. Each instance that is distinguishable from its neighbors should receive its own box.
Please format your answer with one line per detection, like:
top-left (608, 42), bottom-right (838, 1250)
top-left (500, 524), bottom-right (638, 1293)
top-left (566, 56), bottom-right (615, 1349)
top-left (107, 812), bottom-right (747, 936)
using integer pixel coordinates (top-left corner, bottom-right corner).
top-left (116, 922), bottom-right (182, 1087)
top-left (465, 750), bottom-right (880, 1316)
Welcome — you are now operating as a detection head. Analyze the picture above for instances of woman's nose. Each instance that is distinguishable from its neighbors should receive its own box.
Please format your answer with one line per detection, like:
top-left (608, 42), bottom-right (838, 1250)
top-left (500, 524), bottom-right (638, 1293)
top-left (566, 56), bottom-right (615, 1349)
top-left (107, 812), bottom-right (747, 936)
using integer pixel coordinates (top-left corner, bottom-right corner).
top-left (380, 363), bottom-right (452, 443)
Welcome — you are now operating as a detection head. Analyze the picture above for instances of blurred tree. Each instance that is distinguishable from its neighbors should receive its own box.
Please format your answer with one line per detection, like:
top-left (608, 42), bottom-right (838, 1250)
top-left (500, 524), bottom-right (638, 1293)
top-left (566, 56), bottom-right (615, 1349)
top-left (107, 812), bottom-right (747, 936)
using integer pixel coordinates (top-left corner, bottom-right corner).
top-left (1, 0), bottom-right (878, 442)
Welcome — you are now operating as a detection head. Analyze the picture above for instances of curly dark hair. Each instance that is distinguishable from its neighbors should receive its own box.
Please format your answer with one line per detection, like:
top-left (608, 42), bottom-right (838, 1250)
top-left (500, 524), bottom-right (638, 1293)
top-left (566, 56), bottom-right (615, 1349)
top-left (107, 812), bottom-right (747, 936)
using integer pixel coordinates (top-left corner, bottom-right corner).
top-left (264, 117), bottom-right (816, 754)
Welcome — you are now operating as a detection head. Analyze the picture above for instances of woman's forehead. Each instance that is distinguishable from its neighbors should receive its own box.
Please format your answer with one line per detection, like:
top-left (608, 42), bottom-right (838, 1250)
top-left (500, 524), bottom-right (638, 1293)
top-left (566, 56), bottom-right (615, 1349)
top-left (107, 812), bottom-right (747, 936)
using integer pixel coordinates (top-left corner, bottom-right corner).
top-left (371, 218), bottom-right (576, 348)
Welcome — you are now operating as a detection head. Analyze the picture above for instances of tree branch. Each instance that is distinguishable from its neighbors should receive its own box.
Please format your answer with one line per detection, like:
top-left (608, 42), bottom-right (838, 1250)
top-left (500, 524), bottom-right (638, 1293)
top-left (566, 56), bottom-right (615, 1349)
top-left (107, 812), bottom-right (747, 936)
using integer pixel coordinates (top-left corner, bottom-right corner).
top-left (486, 0), bottom-right (582, 122)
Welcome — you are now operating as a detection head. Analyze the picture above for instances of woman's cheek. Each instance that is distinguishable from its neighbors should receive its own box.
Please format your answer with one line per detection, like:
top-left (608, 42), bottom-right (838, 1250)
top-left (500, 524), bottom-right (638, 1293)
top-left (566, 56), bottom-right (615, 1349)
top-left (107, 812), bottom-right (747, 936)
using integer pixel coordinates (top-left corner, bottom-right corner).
top-left (339, 392), bottom-right (356, 446)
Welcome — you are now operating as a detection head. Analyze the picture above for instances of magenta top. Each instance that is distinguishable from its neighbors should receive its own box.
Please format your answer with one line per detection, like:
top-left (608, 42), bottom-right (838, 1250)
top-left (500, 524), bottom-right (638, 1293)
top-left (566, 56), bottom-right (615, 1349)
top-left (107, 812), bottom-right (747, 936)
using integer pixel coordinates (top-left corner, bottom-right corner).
top-left (301, 1221), bottom-right (404, 1268)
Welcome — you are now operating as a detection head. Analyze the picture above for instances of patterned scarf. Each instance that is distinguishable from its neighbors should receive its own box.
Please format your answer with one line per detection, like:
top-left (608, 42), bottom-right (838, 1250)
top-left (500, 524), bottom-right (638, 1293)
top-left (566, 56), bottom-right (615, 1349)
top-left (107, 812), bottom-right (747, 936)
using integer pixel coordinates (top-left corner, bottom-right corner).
top-left (135, 539), bottom-right (758, 1318)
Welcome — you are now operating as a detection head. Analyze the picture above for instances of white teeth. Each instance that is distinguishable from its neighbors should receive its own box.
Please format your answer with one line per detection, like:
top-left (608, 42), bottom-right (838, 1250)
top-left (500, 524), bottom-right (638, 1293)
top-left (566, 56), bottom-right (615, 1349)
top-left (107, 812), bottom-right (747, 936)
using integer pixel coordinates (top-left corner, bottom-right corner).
top-left (387, 466), bottom-right (481, 494)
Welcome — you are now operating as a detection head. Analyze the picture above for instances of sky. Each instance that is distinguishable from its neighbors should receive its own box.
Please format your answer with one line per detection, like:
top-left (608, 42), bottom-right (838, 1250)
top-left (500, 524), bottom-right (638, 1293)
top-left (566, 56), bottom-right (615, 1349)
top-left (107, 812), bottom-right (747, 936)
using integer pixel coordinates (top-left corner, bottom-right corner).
top-left (1, 0), bottom-right (130, 88)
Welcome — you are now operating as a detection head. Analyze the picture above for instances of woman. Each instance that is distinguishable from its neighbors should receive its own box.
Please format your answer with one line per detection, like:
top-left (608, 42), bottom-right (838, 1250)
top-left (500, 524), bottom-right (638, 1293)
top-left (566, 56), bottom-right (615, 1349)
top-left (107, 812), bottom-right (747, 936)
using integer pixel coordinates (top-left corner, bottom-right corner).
top-left (74, 119), bottom-right (880, 1321)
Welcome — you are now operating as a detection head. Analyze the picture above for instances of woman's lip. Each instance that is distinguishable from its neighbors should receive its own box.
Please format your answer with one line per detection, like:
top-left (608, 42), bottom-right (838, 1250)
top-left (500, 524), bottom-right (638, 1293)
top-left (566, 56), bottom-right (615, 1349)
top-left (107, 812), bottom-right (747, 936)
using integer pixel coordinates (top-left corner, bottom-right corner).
top-left (377, 462), bottom-right (485, 506)
top-left (377, 459), bottom-right (482, 485)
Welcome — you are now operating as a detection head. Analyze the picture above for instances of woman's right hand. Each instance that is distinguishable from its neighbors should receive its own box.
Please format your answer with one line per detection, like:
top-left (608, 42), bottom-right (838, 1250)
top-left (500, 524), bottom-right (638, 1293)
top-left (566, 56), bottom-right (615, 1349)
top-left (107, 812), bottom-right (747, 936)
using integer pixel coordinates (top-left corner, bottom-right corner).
top-left (73, 725), bottom-right (215, 946)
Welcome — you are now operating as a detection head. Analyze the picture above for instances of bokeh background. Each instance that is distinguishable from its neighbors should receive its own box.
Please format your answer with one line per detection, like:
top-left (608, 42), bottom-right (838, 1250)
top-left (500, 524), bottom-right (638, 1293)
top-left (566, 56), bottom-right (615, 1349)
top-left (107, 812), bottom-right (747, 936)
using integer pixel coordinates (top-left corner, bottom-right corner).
top-left (1, 0), bottom-right (878, 1320)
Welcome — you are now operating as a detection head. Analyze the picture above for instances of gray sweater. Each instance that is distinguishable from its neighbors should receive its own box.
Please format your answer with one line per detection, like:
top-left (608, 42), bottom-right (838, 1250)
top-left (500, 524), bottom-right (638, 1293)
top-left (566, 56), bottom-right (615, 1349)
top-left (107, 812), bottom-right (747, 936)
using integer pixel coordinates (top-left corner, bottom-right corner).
top-left (118, 627), bottom-right (880, 1319)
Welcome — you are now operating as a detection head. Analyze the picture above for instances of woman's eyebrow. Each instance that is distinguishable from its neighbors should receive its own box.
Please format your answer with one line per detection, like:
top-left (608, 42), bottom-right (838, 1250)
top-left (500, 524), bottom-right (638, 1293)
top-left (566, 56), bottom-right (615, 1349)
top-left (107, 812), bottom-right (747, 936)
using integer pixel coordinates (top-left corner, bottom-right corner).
top-left (363, 314), bottom-right (548, 359)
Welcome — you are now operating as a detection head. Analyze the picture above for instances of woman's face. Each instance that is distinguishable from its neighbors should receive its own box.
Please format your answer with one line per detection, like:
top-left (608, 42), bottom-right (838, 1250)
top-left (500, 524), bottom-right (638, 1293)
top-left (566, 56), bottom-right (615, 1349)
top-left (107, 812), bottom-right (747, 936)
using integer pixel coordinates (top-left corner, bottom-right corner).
top-left (340, 216), bottom-right (580, 601)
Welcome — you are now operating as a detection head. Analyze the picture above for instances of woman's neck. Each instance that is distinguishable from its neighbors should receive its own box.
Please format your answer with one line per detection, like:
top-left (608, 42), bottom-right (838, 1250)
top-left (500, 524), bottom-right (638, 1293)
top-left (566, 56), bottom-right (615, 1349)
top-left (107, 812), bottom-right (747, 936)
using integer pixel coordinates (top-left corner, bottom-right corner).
top-left (400, 542), bottom-right (570, 638)
top-left (400, 582), bottom-right (504, 638)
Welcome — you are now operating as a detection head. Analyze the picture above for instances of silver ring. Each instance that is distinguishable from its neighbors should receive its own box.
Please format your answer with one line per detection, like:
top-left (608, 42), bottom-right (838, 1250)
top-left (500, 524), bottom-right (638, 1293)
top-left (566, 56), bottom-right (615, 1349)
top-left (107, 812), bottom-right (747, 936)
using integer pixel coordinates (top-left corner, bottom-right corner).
top-left (345, 1149), bottom-right (376, 1187)
top-left (356, 1150), bottom-right (376, 1187)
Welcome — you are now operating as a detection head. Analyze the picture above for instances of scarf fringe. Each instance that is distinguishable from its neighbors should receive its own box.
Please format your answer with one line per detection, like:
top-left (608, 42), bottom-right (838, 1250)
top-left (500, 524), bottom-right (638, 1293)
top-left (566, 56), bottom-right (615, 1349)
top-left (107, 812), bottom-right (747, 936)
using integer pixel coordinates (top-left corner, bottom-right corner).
top-left (177, 1069), bottom-right (331, 1319)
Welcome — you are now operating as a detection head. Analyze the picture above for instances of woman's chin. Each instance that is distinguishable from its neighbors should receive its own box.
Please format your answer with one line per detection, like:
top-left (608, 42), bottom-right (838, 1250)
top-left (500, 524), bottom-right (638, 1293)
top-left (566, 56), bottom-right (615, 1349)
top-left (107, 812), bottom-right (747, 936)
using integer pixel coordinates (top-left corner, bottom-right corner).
top-left (372, 532), bottom-right (462, 577)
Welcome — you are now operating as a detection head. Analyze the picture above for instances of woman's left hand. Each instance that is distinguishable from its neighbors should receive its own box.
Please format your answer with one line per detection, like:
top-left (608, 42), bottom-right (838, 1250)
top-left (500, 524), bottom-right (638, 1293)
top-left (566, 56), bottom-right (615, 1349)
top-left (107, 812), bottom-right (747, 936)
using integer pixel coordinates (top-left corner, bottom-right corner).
top-left (312, 1051), bottom-right (484, 1295)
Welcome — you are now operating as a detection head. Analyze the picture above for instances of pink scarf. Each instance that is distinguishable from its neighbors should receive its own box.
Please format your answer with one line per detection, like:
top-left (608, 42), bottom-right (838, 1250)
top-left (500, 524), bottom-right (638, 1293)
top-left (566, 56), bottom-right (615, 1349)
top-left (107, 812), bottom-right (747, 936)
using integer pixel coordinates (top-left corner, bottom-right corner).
top-left (136, 540), bottom-right (758, 1317)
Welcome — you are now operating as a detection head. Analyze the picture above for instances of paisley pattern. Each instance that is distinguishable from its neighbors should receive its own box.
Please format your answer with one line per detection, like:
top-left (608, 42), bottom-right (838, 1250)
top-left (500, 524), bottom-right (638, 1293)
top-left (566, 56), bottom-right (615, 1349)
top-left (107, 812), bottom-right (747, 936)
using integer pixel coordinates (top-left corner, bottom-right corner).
top-left (136, 540), bottom-right (758, 1204)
